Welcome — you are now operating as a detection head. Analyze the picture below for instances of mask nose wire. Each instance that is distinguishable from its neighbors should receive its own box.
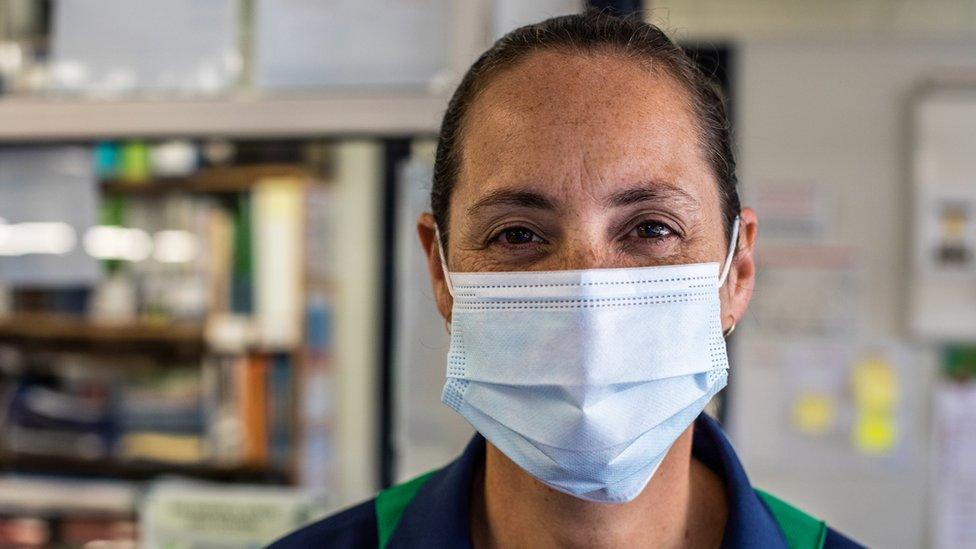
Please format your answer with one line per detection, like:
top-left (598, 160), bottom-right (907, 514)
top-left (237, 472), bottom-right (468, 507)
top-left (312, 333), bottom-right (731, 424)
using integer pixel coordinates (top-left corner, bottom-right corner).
top-left (718, 215), bottom-right (741, 288)
top-left (434, 224), bottom-right (455, 297)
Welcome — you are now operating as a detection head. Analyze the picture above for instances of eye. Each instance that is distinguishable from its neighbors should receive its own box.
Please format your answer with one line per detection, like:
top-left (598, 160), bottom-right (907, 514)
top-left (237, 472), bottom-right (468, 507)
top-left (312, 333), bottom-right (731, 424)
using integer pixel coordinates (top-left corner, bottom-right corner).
top-left (492, 226), bottom-right (543, 246)
top-left (631, 220), bottom-right (675, 239)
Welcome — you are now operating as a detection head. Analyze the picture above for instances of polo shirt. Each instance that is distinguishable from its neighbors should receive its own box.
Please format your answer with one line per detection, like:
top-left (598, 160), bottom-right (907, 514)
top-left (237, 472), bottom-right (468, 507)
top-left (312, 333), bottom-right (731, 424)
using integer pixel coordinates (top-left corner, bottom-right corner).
top-left (270, 414), bottom-right (862, 548)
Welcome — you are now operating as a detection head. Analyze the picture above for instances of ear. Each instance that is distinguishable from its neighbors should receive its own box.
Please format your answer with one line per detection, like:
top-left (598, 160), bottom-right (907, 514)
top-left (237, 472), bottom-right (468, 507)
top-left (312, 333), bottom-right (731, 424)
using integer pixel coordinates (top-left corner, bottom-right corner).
top-left (417, 212), bottom-right (454, 323)
top-left (722, 207), bottom-right (758, 333)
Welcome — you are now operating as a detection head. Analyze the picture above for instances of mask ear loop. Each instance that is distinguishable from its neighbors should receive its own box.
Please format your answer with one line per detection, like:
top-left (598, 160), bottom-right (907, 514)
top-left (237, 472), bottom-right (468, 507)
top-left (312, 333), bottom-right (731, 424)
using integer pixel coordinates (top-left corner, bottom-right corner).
top-left (719, 216), bottom-right (741, 339)
top-left (718, 215), bottom-right (741, 288)
top-left (433, 224), bottom-right (455, 297)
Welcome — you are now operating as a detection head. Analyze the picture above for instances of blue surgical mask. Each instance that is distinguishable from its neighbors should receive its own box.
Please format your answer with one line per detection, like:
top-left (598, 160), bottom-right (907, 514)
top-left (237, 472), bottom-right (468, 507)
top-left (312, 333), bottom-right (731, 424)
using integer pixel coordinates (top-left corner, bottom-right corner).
top-left (435, 218), bottom-right (739, 503)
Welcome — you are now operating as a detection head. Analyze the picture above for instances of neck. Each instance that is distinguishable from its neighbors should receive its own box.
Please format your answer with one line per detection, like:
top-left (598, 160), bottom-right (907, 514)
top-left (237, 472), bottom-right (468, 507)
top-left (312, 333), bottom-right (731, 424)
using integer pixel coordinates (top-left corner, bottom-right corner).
top-left (470, 426), bottom-right (728, 549)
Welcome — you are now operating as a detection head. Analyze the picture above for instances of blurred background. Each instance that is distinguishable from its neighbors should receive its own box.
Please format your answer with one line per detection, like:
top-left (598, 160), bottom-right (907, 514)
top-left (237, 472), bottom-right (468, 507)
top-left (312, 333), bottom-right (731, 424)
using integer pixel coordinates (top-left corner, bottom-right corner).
top-left (0, 1), bottom-right (972, 547)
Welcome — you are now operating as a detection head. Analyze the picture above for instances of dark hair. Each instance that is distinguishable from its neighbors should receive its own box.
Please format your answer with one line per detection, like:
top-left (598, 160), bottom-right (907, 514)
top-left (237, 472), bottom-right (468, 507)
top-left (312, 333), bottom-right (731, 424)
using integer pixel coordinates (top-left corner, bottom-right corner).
top-left (431, 10), bottom-right (740, 254)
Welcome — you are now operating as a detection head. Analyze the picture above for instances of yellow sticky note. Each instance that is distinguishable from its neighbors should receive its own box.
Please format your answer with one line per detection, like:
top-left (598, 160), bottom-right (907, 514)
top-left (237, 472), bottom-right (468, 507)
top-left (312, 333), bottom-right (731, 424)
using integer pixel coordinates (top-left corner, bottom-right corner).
top-left (851, 355), bottom-right (898, 412)
top-left (853, 413), bottom-right (898, 454)
top-left (791, 392), bottom-right (836, 436)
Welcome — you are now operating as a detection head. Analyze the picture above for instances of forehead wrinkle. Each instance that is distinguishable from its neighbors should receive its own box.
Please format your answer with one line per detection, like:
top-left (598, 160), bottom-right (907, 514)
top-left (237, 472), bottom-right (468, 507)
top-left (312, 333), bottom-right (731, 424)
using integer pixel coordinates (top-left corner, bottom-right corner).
top-left (476, 51), bottom-right (690, 123)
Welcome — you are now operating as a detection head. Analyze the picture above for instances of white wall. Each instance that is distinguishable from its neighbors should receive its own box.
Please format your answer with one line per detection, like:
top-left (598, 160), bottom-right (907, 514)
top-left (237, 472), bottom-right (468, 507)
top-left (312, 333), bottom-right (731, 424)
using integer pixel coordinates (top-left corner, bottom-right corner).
top-left (728, 37), bottom-right (976, 549)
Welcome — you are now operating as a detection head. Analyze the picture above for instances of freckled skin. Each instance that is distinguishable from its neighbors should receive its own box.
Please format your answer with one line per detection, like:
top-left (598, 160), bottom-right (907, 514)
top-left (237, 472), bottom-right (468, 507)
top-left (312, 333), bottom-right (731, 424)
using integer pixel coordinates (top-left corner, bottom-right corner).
top-left (417, 50), bottom-right (758, 548)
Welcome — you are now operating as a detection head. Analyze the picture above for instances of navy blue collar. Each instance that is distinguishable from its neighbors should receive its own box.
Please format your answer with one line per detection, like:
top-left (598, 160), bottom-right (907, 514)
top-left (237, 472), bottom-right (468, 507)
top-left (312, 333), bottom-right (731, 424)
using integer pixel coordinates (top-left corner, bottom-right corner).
top-left (389, 413), bottom-right (787, 548)
top-left (693, 413), bottom-right (789, 548)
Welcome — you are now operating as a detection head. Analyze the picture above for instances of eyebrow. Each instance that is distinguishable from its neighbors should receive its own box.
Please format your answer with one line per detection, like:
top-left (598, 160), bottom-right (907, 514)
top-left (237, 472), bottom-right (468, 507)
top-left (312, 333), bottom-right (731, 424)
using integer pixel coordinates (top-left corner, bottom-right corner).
top-left (465, 188), bottom-right (559, 216)
top-left (605, 183), bottom-right (700, 209)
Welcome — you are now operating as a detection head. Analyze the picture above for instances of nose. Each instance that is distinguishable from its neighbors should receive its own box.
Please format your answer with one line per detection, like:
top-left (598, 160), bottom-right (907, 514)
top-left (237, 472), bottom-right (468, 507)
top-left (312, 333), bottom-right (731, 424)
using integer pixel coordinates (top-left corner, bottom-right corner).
top-left (545, 226), bottom-right (620, 271)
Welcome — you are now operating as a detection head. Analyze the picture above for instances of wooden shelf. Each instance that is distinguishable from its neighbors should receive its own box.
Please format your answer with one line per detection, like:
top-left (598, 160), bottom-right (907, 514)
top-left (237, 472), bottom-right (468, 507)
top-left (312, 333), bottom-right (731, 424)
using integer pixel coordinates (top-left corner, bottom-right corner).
top-left (0, 313), bottom-right (205, 352)
top-left (0, 452), bottom-right (288, 483)
top-left (101, 164), bottom-right (312, 195)
top-left (0, 92), bottom-right (446, 141)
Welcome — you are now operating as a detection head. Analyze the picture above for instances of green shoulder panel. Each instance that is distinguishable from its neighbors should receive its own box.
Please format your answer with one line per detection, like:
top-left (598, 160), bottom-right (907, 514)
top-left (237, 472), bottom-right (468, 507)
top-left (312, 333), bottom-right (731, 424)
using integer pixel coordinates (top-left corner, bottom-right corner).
top-left (375, 470), bottom-right (438, 548)
top-left (755, 489), bottom-right (827, 549)
top-left (376, 477), bottom-right (825, 548)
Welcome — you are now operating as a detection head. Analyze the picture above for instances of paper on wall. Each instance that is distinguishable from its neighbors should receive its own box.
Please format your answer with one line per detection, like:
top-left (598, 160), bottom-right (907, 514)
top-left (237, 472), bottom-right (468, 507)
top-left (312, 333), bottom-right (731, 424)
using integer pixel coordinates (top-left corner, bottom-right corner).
top-left (749, 244), bottom-right (860, 336)
top-left (746, 180), bottom-right (834, 241)
top-left (932, 380), bottom-right (976, 549)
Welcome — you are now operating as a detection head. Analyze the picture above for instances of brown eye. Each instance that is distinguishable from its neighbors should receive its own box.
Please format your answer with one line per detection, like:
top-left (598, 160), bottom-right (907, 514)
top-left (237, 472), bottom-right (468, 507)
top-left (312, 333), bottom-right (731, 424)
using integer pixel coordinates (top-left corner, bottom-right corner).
top-left (634, 221), bottom-right (674, 239)
top-left (500, 227), bottom-right (538, 244)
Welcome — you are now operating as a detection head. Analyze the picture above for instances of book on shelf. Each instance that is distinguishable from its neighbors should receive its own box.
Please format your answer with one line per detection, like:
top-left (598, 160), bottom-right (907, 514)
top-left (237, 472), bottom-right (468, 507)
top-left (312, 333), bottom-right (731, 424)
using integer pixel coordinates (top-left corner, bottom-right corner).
top-left (239, 353), bottom-right (269, 467)
top-left (231, 191), bottom-right (254, 316)
top-left (268, 353), bottom-right (293, 470)
top-left (253, 177), bottom-right (304, 350)
top-left (0, 350), bottom-right (298, 472)
top-left (118, 432), bottom-right (205, 464)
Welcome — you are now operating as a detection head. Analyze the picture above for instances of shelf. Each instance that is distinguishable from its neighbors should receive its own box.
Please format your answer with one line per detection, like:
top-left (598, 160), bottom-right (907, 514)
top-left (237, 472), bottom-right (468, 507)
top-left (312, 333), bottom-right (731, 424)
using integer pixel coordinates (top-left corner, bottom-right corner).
top-left (0, 92), bottom-right (446, 141)
top-left (0, 452), bottom-right (289, 483)
top-left (0, 313), bottom-right (205, 352)
top-left (101, 164), bottom-right (312, 195)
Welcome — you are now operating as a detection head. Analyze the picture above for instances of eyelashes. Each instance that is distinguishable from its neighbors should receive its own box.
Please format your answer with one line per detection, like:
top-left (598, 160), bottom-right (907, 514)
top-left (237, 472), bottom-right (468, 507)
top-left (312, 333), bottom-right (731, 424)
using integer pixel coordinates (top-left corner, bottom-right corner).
top-left (488, 226), bottom-right (546, 248)
top-left (628, 220), bottom-right (676, 240)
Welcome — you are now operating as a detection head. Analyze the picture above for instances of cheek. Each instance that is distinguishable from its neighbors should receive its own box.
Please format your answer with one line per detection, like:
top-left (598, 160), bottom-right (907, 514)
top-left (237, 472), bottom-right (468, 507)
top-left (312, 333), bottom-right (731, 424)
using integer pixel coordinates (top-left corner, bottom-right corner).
top-left (453, 249), bottom-right (516, 273)
top-left (675, 225), bottom-right (726, 264)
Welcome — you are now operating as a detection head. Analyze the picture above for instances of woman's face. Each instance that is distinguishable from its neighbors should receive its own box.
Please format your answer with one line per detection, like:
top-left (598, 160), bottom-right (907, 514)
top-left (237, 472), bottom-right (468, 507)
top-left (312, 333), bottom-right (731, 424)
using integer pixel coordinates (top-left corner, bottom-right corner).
top-left (419, 50), bottom-right (757, 329)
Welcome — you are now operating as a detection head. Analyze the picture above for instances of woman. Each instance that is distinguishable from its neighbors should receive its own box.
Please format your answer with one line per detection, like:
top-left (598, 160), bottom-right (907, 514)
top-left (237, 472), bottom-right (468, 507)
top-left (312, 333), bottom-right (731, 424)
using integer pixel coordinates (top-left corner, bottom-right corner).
top-left (273, 11), bottom-right (861, 549)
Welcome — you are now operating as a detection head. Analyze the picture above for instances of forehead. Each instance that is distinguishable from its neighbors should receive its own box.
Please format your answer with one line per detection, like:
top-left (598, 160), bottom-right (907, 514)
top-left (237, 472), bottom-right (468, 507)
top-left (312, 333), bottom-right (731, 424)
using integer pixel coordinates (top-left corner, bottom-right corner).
top-left (455, 50), bottom-right (716, 212)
